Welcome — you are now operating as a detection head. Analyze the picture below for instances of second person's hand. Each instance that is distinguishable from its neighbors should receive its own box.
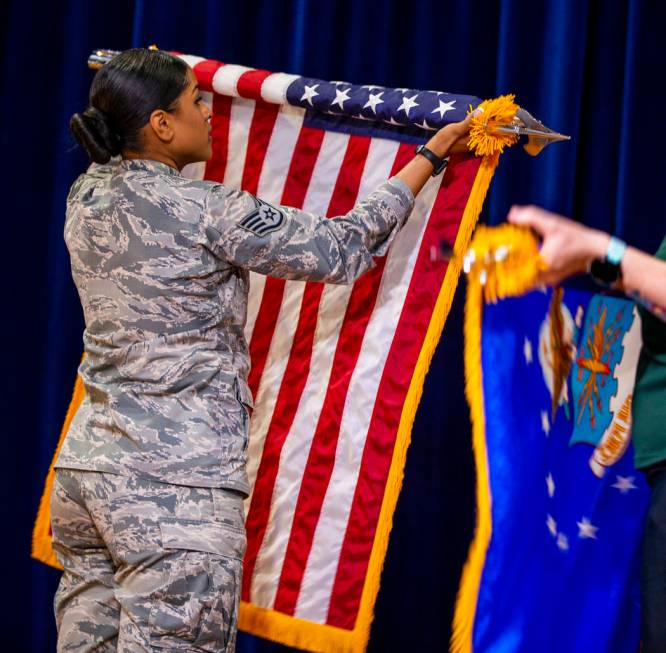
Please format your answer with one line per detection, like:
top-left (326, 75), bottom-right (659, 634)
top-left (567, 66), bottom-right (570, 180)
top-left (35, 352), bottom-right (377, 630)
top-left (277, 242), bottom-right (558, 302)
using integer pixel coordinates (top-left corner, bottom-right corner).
top-left (507, 204), bottom-right (610, 285)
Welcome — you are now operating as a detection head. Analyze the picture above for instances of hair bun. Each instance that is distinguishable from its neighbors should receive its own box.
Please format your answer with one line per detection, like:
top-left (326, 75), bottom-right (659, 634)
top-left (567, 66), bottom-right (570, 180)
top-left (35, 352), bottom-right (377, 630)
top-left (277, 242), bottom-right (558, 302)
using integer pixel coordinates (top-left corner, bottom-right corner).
top-left (69, 106), bottom-right (121, 164)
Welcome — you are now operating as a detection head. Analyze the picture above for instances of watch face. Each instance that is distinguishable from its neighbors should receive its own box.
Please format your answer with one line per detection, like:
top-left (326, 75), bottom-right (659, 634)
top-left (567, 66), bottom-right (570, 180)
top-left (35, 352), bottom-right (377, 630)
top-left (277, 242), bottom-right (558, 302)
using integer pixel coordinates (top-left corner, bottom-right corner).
top-left (589, 259), bottom-right (621, 285)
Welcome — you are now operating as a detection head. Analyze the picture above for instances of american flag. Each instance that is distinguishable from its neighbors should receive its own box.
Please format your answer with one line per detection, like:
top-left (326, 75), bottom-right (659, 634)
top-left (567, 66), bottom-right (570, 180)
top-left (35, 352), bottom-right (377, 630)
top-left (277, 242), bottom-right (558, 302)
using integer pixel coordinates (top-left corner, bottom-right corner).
top-left (34, 53), bottom-right (486, 653)
top-left (182, 54), bottom-right (483, 652)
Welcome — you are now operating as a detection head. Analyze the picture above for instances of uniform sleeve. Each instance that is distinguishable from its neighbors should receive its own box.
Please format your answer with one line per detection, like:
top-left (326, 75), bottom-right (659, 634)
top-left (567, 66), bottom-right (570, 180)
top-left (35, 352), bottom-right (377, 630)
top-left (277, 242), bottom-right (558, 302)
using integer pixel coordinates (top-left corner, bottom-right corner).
top-left (201, 177), bottom-right (414, 284)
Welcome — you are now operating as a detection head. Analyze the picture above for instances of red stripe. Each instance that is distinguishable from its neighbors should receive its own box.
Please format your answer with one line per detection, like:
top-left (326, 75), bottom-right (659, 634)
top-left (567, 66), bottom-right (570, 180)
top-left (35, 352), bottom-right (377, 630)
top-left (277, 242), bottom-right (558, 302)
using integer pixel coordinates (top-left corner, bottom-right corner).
top-left (246, 279), bottom-right (285, 398)
top-left (273, 140), bottom-right (411, 615)
top-left (281, 127), bottom-right (326, 208)
top-left (242, 126), bottom-right (327, 599)
top-left (326, 154), bottom-right (482, 628)
top-left (237, 69), bottom-right (273, 99)
top-left (203, 93), bottom-right (232, 184)
top-left (241, 100), bottom-right (280, 196)
top-left (192, 59), bottom-right (224, 93)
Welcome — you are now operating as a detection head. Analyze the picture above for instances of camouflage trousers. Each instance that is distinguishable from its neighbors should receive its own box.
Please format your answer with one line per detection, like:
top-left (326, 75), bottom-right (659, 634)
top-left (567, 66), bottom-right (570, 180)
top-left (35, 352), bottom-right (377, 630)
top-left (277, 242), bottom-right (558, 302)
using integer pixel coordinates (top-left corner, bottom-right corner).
top-left (51, 469), bottom-right (247, 652)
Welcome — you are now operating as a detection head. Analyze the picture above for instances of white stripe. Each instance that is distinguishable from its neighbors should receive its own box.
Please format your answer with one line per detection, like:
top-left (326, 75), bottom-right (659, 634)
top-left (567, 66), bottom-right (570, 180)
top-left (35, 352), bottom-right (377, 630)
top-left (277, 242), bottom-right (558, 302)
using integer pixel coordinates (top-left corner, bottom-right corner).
top-left (261, 72), bottom-right (300, 104)
top-left (302, 131), bottom-right (351, 213)
top-left (354, 138), bottom-right (400, 205)
top-left (177, 54), bottom-right (206, 68)
top-left (223, 98), bottom-right (255, 189)
top-left (212, 64), bottom-right (255, 97)
top-left (296, 154), bottom-right (443, 622)
top-left (256, 104), bottom-right (305, 202)
top-left (249, 131), bottom-right (351, 608)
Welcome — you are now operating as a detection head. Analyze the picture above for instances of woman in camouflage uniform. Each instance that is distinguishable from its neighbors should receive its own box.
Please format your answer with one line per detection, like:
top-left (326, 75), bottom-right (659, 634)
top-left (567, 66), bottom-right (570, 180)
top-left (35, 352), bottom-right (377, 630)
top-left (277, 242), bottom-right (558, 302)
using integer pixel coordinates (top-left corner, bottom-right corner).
top-left (52, 48), bottom-right (471, 652)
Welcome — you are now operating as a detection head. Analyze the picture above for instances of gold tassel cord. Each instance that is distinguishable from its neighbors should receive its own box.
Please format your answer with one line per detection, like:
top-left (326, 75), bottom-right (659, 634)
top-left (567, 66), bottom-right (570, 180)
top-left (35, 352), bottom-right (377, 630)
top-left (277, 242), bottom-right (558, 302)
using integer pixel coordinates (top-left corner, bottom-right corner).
top-left (464, 224), bottom-right (543, 304)
top-left (451, 95), bottom-right (523, 256)
top-left (468, 94), bottom-right (520, 159)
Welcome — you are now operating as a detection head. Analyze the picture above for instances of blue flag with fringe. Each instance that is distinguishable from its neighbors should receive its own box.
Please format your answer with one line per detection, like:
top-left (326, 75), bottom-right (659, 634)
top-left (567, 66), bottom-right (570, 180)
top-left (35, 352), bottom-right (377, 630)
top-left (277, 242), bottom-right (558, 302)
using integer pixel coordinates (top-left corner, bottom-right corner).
top-left (456, 284), bottom-right (650, 652)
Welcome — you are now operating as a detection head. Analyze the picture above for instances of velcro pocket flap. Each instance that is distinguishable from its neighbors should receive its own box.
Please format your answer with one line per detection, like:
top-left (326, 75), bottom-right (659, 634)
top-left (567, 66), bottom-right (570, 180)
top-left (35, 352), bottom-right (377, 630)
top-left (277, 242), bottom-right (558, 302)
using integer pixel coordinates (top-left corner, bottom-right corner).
top-left (234, 375), bottom-right (254, 409)
top-left (159, 518), bottom-right (246, 561)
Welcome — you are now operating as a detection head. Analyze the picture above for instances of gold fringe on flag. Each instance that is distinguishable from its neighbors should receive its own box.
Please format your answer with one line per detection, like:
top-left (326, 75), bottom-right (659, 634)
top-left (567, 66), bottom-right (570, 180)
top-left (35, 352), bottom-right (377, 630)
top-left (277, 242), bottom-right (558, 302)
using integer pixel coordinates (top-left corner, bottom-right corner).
top-left (451, 224), bottom-right (542, 653)
top-left (31, 368), bottom-right (86, 569)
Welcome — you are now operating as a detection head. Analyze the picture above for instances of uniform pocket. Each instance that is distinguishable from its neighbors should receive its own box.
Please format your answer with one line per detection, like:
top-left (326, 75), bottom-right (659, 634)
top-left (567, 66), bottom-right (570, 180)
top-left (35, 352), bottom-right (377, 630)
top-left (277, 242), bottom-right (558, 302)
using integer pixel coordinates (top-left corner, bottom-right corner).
top-left (233, 374), bottom-right (254, 411)
top-left (159, 518), bottom-right (246, 559)
top-left (149, 519), bottom-right (246, 651)
top-left (232, 375), bottom-right (253, 454)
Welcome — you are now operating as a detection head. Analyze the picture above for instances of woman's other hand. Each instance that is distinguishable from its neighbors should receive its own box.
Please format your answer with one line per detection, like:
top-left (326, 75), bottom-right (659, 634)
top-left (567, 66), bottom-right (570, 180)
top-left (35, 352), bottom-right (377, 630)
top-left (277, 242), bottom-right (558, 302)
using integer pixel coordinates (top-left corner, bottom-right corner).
top-left (429, 112), bottom-right (475, 156)
top-left (394, 111), bottom-right (475, 198)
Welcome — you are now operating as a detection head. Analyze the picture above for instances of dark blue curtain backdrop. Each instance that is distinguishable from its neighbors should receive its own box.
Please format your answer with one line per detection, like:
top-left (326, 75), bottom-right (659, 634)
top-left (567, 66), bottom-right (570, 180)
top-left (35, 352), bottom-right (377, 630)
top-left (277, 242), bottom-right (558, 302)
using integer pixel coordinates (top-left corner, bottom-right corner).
top-left (2, 1), bottom-right (664, 651)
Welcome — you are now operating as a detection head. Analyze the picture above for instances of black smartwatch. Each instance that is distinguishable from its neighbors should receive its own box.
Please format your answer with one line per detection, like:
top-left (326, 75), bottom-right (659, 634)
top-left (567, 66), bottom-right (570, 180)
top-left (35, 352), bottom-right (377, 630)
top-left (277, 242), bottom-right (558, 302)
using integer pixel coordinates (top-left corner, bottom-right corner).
top-left (588, 236), bottom-right (627, 286)
top-left (415, 144), bottom-right (448, 176)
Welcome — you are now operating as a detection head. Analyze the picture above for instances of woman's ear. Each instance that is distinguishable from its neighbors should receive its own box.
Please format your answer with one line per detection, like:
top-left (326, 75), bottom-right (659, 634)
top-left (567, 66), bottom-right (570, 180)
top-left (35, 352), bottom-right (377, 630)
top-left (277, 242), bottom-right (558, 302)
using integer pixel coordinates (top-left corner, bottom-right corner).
top-left (148, 109), bottom-right (174, 144)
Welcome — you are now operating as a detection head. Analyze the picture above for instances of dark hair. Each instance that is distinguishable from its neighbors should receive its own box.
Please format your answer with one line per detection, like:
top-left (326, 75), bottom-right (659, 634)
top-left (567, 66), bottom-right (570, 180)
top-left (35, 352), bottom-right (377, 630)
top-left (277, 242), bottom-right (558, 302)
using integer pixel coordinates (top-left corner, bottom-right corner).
top-left (70, 48), bottom-right (189, 164)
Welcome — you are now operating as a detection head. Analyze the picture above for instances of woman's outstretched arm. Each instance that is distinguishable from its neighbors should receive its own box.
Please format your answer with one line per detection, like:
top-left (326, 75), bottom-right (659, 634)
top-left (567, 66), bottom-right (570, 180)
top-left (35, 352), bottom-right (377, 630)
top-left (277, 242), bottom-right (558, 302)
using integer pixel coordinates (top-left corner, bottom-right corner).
top-left (203, 116), bottom-right (473, 284)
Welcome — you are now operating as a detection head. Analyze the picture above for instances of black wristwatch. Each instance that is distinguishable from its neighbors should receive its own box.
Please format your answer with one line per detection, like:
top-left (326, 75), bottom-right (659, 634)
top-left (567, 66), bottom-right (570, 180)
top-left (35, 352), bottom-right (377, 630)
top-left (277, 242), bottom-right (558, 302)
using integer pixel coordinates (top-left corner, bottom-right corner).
top-left (415, 144), bottom-right (448, 176)
top-left (588, 236), bottom-right (627, 286)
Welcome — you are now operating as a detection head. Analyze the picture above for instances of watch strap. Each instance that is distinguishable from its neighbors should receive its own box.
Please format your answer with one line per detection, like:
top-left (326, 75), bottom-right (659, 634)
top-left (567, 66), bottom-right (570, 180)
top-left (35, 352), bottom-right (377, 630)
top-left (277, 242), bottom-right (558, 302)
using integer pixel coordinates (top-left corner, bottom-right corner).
top-left (606, 236), bottom-right (627, 266)
top-left (415, 144), bottom-right (448, 176)
top-left (588, 236), bottom-right (627, 286)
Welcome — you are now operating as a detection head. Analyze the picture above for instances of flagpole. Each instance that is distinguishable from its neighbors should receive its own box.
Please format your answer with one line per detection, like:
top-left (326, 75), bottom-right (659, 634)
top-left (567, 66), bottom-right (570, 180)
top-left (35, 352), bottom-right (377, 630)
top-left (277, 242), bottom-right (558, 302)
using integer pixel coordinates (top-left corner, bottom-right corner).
top-left (88, 49), bottom-right (120, 69)
top-left (88, 45), bottom-right (159, 69)
top-left (86, 48), bottom-right (569, 155)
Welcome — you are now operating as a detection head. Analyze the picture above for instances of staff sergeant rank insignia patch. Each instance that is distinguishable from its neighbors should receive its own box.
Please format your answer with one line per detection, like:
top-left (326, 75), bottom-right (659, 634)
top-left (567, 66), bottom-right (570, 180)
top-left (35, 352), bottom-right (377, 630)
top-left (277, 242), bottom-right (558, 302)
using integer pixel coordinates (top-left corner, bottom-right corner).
top-left (238, 197), bottom-right (286, 237)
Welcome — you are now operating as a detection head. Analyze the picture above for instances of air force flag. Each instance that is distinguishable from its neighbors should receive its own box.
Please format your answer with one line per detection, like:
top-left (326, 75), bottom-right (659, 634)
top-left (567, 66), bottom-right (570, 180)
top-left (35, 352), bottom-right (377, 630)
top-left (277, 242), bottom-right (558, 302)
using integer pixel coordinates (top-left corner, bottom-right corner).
top-left (458, 286), bottom-right (649, 652)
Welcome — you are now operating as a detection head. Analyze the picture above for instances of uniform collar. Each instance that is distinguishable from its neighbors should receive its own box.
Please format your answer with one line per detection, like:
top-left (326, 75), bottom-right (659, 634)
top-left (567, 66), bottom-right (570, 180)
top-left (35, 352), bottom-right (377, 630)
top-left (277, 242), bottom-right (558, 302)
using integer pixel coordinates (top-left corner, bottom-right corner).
top-left (119, 158), bottom-right (182, 177)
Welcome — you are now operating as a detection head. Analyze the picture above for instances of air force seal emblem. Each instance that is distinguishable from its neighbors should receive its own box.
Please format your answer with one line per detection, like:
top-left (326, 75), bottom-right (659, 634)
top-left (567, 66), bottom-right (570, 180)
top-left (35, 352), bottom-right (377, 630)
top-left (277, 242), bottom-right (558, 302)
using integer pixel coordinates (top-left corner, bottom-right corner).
top-left (238, 197), bottom-right (286, 237)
